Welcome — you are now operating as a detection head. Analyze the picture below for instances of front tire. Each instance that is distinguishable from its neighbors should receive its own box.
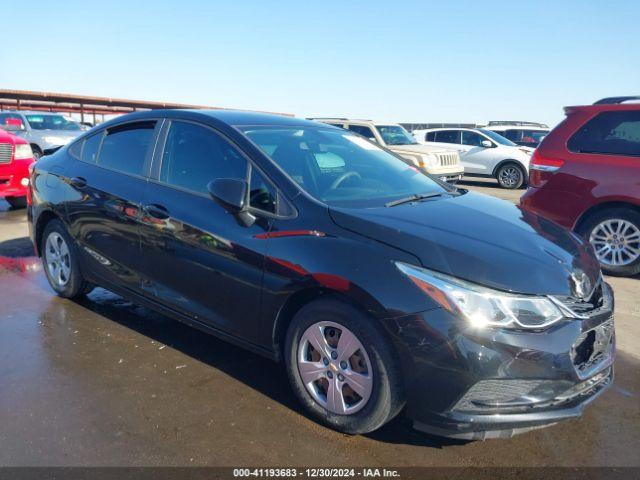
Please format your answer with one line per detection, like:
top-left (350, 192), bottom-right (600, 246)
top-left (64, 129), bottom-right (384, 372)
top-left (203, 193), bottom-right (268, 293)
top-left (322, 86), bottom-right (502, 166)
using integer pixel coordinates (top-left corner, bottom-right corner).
top-left (496, 163), bottom-right (525, 189)
top-left (41, 219), bottom-right (93, 298)
top-left (285, 297), bottom-right (404, 434)
top-left (580, 208), bottom-right (640, 277)
top-left (6, 196), bottom-right (27, 209)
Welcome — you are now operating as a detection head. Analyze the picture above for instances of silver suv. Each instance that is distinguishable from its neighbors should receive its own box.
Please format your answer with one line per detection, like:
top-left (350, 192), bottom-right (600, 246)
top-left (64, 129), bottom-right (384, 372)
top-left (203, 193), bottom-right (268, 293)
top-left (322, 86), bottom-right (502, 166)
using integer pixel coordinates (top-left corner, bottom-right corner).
top-left (312, 118), bottom-right (464, 182)
top-left (0, 111), bottom-right (84, 158)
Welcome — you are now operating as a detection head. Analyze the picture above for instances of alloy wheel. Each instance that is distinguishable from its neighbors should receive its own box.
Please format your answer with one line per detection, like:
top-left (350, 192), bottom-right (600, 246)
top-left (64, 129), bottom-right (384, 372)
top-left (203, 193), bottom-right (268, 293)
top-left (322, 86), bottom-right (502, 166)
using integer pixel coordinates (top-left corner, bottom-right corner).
top-left (297, 321), bottom-right (373, 415)
top-left (498, 166), bottom-right (521, 188)
top-left (590, 219), bottom-right (640, 267)
top-left (45, 232), bottom-right (72, 287)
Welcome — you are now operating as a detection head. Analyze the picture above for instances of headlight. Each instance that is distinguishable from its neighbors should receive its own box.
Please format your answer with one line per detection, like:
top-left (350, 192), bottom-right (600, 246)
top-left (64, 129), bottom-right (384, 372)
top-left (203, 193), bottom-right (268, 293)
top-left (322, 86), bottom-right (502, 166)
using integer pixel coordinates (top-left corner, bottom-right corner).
top-left (421, 154), bottom-right (439, 167)
top-left (14, 144), bottom-right (33, 160)
top-left (395, 262), bottom-right (564, 329)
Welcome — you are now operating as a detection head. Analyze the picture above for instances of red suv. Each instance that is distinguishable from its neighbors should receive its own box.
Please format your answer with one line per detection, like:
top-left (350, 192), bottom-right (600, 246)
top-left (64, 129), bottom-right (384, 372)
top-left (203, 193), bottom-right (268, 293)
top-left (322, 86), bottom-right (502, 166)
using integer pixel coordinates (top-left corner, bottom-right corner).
top-left (521, 96), bottom-right (640, 276)
top-left (0, 127), bottom-right (35, 209)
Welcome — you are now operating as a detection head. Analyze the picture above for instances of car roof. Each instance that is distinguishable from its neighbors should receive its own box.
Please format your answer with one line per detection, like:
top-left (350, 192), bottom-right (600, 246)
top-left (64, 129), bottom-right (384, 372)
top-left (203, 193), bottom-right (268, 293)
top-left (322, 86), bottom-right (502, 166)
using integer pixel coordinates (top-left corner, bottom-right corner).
top-left (565, 97), bottom-right (640, 114)
top-left (311, 118), bottom-right (401, 126)
top-left (93, 109), bottom-right (337, 130)
top-left (415, 127), bottom-right (478, 132)
top-left (487, 125), bottom-right (549, 131)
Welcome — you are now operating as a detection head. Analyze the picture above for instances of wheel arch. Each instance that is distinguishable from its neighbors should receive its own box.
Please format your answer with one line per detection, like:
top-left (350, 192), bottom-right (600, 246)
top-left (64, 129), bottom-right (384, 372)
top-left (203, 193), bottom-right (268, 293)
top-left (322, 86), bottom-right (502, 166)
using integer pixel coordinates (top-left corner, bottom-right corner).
top-left (491, 158), bottom-right (527, 178)
top-left (574, 201), bottom-right (640, 234)
top-left (271, 287), bottom-right (389, 363)
top-left (34, 209), bottom-right (62, 257)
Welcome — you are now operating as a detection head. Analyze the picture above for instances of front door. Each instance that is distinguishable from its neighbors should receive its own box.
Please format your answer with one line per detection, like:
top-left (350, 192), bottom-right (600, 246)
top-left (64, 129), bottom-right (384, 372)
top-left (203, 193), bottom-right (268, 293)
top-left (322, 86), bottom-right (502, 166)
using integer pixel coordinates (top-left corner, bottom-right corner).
top-left (459, 130), bottom-right (497, 175)
top-left (137, 120), bottom-right (273, 343)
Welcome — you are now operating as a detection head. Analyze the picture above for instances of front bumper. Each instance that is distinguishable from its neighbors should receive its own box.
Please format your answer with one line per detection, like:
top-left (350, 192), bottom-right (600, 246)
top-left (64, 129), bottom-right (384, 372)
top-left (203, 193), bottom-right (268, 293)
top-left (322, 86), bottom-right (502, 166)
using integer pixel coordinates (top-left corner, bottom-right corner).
top-left (388, 283), bottom-right (615, 439)
top-left (0, 165), bottom-right (30, 199)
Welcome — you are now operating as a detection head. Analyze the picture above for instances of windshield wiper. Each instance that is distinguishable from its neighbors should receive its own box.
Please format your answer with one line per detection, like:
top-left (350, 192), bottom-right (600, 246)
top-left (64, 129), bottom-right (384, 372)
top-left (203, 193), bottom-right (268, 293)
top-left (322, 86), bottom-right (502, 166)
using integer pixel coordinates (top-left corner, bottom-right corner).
top-left (385, 192), bottom-right (444, 207)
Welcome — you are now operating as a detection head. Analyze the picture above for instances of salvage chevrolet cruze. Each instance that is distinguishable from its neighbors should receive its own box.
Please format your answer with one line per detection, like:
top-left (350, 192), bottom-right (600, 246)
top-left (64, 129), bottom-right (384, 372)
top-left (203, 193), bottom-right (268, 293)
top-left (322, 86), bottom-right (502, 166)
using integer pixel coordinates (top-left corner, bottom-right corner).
top-left (28, 110), bottom-right (615, 439)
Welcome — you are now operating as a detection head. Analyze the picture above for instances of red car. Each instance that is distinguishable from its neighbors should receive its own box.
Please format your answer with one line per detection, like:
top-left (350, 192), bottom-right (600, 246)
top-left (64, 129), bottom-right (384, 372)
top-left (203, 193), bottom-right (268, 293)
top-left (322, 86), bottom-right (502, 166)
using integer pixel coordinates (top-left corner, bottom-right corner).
top-left (0, 127), bottom-right (35, 209)
top-left (521, 96), bottom-right (640, 276)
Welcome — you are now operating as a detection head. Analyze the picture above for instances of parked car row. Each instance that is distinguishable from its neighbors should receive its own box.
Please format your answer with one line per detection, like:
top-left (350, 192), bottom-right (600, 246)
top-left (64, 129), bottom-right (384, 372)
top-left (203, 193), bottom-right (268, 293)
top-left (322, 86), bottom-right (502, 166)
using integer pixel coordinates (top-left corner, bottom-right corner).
top-left (0, 111), bottom-right (84, 159)
top-left (309, 118), bottom-right (464, 183)
top-left (28, 108), bottom-right (617, 440)
top-left (412, 127), bottom-right (534, 189)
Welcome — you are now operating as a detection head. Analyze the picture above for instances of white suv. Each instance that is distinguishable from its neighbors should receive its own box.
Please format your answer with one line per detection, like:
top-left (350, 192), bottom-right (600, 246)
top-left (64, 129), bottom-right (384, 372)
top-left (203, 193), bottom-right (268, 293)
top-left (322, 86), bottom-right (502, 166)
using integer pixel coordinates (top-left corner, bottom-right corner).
top-left (313, 119), bottom-right (464, 183)
top-left (412, 127), bottom-right (533, 189)
top-left (483, 122), bottom-right (550, 148)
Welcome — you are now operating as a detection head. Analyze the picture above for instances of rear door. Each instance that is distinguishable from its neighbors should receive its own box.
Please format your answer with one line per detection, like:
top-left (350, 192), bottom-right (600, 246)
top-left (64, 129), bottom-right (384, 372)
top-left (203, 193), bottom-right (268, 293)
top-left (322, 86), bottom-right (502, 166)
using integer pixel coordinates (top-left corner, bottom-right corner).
top-left (136, 119), bottom-right (274, 342)
top-left (65, 120), bottom-right (160, 292)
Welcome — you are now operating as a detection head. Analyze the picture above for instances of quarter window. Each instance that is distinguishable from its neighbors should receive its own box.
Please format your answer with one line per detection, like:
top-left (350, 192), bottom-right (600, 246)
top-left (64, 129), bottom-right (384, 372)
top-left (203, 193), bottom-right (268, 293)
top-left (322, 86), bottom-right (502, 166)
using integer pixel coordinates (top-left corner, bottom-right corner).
top-left (568, 111), bottom-right (640, 157)
top-left (249, 168), bottom-right (277, 214)
top-left (98, 121), bottom-right (156, 176)
top-left (160, 121), bottom-right (247, 195)
top-left (81, 132), bottom-right (103, 164)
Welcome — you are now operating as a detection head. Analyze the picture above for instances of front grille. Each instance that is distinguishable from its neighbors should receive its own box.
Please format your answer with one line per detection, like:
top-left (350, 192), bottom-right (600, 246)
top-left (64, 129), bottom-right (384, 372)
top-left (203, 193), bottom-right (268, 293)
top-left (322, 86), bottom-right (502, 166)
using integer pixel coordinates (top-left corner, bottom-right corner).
top-left (0, 143), bottom-right (13, 164)
top-left (571, 319), bottom-right (614, 379)
top-left (552, 277), bottom-right (611, 319)
top-left (436, 152), bottom-right (459, 166)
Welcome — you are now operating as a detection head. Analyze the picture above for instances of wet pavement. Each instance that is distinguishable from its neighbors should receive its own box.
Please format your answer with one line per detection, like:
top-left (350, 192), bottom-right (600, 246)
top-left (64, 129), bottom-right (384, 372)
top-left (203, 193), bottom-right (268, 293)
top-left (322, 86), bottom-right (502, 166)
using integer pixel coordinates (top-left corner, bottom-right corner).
top-left (0, 191), bottom-right (639, 467)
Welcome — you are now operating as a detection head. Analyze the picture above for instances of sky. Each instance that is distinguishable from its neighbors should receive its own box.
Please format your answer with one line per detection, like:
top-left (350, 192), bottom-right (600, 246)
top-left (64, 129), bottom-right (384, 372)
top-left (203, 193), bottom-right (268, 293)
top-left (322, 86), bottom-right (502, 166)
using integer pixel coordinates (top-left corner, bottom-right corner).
top-left (1, 0), bottom-right (638, 127)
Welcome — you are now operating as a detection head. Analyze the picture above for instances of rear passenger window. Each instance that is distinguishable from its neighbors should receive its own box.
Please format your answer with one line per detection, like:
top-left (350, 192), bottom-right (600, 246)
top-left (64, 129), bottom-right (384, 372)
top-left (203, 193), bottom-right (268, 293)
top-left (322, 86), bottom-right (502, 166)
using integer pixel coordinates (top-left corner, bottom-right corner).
top-left (426, 132), bottom-right (436, 142)
top-left (568, 111), bottom-right (640, 157)
top-left (435, 130), bottom-right (461, 144)
top-left (81, 132), bottom-right (103, 164)
top-left (98, 122), bottom-right (156, 175)
top-left (160, 121), bottom-right (248, 195)
top-left (503, 130), bottom-right (521, 142)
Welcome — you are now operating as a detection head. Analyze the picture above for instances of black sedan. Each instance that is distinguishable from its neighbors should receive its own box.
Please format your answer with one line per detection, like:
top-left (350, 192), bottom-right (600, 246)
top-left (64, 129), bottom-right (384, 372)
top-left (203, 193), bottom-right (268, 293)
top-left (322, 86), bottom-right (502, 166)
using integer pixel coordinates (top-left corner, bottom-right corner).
top-left (28, 110), bottom-right (615, 439)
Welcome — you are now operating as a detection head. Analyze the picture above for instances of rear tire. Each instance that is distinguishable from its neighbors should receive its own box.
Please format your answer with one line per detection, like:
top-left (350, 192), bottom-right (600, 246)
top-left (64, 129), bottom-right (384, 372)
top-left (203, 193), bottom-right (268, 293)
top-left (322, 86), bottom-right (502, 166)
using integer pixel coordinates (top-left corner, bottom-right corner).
top-left (579, 208), bottom-right (640, 277)
top-left (41, 219), bottom-right (93, 298)
top-left (496, 163), bottom-right (525, 189)
top-left (6, 196), bottom-right (27, 209)
top-left (285, 297), bottom-right (404, 434)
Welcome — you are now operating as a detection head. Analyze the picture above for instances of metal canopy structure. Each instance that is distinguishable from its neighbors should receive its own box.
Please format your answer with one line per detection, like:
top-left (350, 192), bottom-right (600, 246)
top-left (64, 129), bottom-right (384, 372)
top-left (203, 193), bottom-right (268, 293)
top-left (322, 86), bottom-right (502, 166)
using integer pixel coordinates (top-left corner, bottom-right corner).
top-left (0, 89), bottom-right (292, 124)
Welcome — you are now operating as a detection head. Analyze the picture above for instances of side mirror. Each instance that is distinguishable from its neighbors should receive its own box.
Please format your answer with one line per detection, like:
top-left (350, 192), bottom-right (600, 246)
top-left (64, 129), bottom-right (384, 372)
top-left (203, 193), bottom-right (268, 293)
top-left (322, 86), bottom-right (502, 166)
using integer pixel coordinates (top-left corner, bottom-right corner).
top-left (208, 178), bottom-right (255, 227)
top-left (481, 140), bottom-right (494, 148)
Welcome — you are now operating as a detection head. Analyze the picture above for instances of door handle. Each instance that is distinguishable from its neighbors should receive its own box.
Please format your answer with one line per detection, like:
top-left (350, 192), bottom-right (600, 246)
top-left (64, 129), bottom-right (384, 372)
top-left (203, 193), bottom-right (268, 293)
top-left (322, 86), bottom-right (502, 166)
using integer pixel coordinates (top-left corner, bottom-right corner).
top-left (69, 177), bottom-right (87, 188)
top-left (144, 203), bottom-right (170, 220)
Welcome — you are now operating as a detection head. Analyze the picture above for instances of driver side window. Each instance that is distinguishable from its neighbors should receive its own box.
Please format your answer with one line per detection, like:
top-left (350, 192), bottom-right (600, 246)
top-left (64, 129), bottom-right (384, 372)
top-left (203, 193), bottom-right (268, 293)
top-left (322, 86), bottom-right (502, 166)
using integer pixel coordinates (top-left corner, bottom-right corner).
top-left (160, 121), bottom-right (248, 195)
top-left (347, 125), bottom-right (377, 142)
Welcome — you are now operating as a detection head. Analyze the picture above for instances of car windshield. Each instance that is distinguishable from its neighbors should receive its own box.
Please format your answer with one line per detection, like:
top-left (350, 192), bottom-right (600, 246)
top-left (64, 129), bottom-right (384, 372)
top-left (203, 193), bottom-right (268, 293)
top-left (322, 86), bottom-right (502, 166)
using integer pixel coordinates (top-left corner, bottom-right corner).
top-left (478, 129), bottom-right (517, 146)
top-left (240, 126), bottom-right (448, 208)
top-left (25, 114), bottom-right (81, 131)
top-left (376, 125), bottom-right (418, 145)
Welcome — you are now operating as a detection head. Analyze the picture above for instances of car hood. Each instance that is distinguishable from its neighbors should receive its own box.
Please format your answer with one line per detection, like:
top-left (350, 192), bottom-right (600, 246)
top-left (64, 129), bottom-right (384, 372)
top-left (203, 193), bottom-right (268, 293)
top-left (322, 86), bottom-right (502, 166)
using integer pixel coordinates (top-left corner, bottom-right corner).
top-left (388, 144), bottom-right (456, 155)
top-left (329, 191), bottom-right (600, 296)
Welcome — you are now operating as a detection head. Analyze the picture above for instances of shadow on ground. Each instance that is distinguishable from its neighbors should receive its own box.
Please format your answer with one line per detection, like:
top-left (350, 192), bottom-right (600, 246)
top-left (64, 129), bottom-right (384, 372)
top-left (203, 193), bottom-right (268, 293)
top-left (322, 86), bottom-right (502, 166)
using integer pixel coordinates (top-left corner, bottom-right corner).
top-left (71, 287), bottom-right (456, 448)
